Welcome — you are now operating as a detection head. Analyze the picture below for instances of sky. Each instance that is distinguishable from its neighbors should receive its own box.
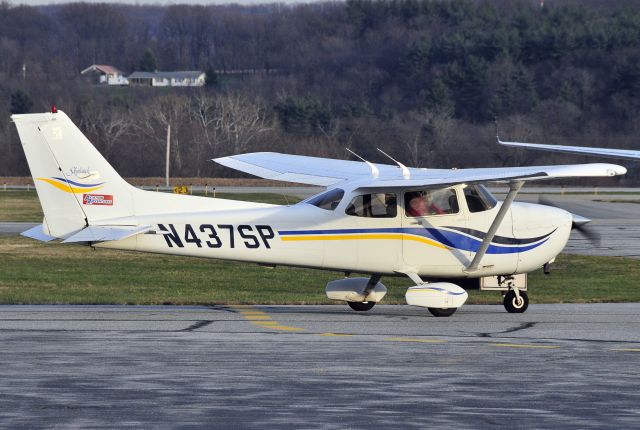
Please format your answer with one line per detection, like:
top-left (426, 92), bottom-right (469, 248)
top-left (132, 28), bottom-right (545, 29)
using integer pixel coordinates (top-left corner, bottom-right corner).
top-left (12, 0), bottom-right (316, 4)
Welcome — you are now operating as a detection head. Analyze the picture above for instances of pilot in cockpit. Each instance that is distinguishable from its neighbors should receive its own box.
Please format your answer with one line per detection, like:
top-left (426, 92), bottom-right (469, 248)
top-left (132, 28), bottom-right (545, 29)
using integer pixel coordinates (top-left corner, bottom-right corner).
top-left (405, 191), bottom-right (444, 217)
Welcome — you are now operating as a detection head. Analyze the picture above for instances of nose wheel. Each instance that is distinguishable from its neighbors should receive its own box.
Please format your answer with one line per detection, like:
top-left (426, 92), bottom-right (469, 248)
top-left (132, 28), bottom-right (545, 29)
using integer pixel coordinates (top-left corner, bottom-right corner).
top-left (503, 289), bottom-right (528, 313)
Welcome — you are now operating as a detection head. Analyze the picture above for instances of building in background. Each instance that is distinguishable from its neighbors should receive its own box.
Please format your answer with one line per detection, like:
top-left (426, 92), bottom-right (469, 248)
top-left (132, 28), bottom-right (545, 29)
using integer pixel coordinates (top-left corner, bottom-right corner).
top-left (127, 71), bottom-right (205, 87)
top-left (81, 65), bottom-right (129, 85)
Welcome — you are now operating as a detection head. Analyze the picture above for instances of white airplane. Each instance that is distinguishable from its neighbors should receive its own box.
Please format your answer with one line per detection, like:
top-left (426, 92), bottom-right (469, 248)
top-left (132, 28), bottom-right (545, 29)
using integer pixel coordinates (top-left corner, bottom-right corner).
top-left (12, 110), bottom-right (627, 316)
top-left (498, 138), bottom-right (640, 160)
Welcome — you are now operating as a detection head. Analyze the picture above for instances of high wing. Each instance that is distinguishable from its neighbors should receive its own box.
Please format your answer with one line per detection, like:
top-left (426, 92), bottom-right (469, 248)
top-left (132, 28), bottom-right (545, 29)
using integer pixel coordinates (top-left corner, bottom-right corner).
top-left (498, 138), bottom-right (640, 160)
top-left (214, 152), bottom-right (627, 188)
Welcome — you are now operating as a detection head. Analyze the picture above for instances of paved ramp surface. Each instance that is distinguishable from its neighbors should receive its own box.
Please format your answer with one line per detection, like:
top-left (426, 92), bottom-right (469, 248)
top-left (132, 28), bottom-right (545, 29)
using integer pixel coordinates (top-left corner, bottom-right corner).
top-left (517, 195), bottom-right (640, 258)
top-left (1, 304), bottom-right (639, 429)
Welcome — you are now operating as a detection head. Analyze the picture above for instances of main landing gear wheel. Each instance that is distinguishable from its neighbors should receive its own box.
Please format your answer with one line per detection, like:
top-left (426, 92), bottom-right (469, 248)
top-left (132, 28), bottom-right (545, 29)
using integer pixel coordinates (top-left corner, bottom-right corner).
top-left (348, 301), bottom-right (376, 311)
top-left (428, 308), bottom-right (457, 317)
top-left (504, 290), bottom-right (529, 313)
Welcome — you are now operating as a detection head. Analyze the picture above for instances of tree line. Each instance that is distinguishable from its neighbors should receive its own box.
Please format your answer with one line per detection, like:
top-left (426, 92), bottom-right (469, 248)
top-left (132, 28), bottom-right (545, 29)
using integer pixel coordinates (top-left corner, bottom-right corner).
top-left (1, 0), bottom-right (639, 184)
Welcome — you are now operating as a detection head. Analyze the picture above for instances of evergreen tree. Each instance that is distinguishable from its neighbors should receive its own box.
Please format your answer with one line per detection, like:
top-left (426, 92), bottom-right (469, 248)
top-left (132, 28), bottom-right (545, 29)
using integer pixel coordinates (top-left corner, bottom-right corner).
top-left (138, 49), bottom-right (157, 72)
top-left (10, 90), bottom-right (33, 114)
top-left (205, 67), bottom-right (219, 87)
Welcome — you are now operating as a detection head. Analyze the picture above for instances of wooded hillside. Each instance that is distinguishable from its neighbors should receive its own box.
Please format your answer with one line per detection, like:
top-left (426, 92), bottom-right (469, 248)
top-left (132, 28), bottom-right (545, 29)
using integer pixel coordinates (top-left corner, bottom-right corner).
top-left (1, 0), bottom-right (639, 183)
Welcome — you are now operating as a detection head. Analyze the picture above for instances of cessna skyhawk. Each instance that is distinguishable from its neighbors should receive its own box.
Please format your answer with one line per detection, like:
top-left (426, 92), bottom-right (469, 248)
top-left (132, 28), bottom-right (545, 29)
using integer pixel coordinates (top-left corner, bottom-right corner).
top-left (12, 110), bottom-right (627, 316)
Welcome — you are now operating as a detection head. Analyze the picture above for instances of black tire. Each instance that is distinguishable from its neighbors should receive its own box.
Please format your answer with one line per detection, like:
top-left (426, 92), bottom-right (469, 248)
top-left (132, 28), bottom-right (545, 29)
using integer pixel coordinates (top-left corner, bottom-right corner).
top-left (428, 307), bottom-right (457, 317)
top-left (347, 301), bottom-right (376, 311)
top-left (504, 290), bottom-right (529, 313)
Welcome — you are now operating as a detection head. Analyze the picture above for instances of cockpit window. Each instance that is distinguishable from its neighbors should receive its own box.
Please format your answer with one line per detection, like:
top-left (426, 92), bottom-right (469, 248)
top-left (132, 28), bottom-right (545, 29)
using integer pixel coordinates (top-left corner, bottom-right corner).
top-left (345, 193), bottom-right (397, 218)
top-left (404, 188), bottom-right (459, 217)
top-left (305, 188), bottom-right (344, 211)
top-left (463, 184), bottom-right (497, 213)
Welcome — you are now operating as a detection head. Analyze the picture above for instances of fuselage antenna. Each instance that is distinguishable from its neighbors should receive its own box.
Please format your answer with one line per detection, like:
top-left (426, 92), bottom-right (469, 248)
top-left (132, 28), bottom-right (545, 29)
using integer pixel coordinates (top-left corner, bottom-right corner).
top-left (377, 148), bottom-right (411, 179)
top-left (346, 148), bottom-right (379, 179)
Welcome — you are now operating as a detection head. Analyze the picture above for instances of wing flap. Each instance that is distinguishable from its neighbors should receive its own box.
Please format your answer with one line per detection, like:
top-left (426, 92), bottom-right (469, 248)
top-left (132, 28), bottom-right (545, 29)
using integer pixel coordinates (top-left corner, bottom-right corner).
top-left (214, 152), bottom-right (406, 186)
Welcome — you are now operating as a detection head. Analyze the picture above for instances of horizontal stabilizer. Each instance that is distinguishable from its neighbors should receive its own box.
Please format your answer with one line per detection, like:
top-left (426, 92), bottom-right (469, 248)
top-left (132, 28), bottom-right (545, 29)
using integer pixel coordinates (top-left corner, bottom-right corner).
top-left (21, 224), bottom-right (57, 242)
top-left (62, 225), bottom-right (151, 243)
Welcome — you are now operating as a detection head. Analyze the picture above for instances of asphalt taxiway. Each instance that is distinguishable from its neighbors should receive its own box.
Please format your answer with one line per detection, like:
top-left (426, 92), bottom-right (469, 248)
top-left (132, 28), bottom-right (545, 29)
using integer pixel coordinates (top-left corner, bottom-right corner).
top-left (1, 304), bottom-right (639, 429)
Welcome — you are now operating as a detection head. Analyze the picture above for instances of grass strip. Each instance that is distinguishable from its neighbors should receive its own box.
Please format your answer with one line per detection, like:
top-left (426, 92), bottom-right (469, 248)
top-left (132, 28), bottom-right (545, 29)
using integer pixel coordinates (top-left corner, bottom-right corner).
top-left (0, 236), bottom-right (638, 305)
top-left (0, 191), bottom-right (300, 222)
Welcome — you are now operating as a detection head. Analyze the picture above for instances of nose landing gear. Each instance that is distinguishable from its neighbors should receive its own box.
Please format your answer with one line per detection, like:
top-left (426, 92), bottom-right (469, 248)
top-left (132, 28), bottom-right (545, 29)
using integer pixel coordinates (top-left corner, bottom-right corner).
top-left (503, 289), bottom-right (529, 313)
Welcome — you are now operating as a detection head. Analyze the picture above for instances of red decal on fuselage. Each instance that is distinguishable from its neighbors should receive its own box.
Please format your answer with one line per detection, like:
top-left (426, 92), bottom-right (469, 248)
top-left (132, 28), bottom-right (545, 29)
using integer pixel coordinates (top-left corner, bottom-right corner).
top-left (82, 194), bottom-right (113, 206)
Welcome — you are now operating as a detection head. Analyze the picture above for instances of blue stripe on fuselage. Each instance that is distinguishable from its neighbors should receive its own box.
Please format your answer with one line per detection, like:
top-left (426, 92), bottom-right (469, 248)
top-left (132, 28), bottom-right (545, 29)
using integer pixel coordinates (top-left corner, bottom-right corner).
top-left (278, 227), bottom-right (551, 254)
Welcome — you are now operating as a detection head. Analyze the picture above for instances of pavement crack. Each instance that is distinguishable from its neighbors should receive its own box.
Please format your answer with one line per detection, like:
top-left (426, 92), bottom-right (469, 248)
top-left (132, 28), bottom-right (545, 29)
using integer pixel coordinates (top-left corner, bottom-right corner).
top-left (181, 320), bottom-right (214, 332)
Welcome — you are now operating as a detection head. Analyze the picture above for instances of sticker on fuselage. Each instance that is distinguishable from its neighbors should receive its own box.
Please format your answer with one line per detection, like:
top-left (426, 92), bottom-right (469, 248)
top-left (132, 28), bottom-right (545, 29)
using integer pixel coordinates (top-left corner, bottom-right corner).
top-left (157, 224), bottom-right (275, 249)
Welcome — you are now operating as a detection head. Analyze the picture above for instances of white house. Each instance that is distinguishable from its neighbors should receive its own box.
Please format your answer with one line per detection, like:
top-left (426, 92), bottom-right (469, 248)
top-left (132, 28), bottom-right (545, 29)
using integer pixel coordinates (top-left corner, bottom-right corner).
top-left (127, 71), bottom-right (206, 87)
top-left (81, 65), bottom-right (129, 85)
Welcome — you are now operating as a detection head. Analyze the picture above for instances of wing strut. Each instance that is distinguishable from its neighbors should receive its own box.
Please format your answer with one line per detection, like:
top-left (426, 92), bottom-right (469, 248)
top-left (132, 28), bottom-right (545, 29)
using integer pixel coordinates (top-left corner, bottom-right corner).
top-left (465, 181), bottom-right (524, 273)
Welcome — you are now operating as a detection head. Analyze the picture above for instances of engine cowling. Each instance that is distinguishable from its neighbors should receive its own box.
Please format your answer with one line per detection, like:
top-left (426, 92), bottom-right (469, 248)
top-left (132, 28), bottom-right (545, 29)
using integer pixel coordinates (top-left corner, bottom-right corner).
top-left (405, 283), bottom-right (468, 309)
top-left (325, 278), bottom-right (387, 303)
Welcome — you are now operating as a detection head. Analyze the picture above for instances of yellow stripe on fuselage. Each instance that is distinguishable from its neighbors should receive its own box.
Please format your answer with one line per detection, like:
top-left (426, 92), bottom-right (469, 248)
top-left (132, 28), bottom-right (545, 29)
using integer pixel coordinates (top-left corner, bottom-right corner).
top-left (37, 178), bottom-right (104, 194)
top-left (281, 233), bottom-right (449, 250)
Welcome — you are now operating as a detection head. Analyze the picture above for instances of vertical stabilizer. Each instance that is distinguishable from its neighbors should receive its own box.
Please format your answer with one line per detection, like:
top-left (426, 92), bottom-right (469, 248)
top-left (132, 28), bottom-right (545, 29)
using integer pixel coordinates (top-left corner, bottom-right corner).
top-left (12, 111), bottom-right (136, 238)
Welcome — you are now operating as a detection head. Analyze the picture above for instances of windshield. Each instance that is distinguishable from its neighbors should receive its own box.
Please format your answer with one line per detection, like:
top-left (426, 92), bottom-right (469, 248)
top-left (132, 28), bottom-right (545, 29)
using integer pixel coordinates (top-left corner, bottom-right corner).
top-left (463, 184), bottom-right (497, 212)
top-left (304, 188), bottom-right (344, 211)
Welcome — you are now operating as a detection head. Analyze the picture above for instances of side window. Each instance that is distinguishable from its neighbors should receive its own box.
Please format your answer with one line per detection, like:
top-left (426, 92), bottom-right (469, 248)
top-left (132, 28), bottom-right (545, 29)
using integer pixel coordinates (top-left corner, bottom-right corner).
top-left (404, 189), bottom-right (459, 217)
top-left (463, 185), bottom-right (497, 213)
top-left (306, 188), bottom-right (344, 211)
top-left (345, 193), bottom-right (397, 218)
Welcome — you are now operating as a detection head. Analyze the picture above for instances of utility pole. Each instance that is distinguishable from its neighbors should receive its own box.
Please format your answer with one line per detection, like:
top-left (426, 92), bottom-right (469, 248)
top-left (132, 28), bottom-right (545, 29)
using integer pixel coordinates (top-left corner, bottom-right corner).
top-left (165, 124), bottom-right (171, 187)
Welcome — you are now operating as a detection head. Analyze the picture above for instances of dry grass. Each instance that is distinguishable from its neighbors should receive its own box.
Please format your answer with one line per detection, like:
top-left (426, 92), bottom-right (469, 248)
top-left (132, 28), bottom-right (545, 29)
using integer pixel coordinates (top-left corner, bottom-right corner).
top-left (0, 191), bottom-right (43, 222)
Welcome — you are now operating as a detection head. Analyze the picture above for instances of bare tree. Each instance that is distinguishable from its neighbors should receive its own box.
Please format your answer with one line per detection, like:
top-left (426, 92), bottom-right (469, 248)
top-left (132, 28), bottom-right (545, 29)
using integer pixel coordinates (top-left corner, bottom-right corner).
top-left (214, 93), bottom-right (272, 155)
top-left (78, 104), bottom-right (134, 160)
top-left (137, 94), bottom-right (190, 176)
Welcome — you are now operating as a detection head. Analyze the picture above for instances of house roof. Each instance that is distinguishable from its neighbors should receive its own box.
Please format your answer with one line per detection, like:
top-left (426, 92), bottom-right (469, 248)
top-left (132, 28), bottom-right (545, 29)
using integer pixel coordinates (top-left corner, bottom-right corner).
top-left (81, 64), bottom-right (123, 75)
top-left (128, 71), bottom-right (204, 80)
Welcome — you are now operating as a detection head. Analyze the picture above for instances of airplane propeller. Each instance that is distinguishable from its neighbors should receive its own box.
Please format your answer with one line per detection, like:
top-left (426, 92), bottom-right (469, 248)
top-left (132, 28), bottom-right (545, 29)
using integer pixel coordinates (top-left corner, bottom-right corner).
top-left (537, 196), bottom-right (602, 247)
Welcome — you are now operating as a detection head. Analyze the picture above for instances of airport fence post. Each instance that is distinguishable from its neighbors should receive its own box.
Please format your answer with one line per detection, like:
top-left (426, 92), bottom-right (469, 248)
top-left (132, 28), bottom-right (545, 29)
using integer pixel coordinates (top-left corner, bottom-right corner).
top-left (205, 184), bottom-right (209, 197)
top-left (190, 184), bottom-right (193, 195)
top-left (594, 186), bottom-right (598, 195)
top-left (3, 183), bottom-right (6, 191)
top-left (155, 184), bottom-right (159, 192)
top-left (26, 183), bottom-right (30, 192)
top-left (213, 187), bottom-right (216, 198)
